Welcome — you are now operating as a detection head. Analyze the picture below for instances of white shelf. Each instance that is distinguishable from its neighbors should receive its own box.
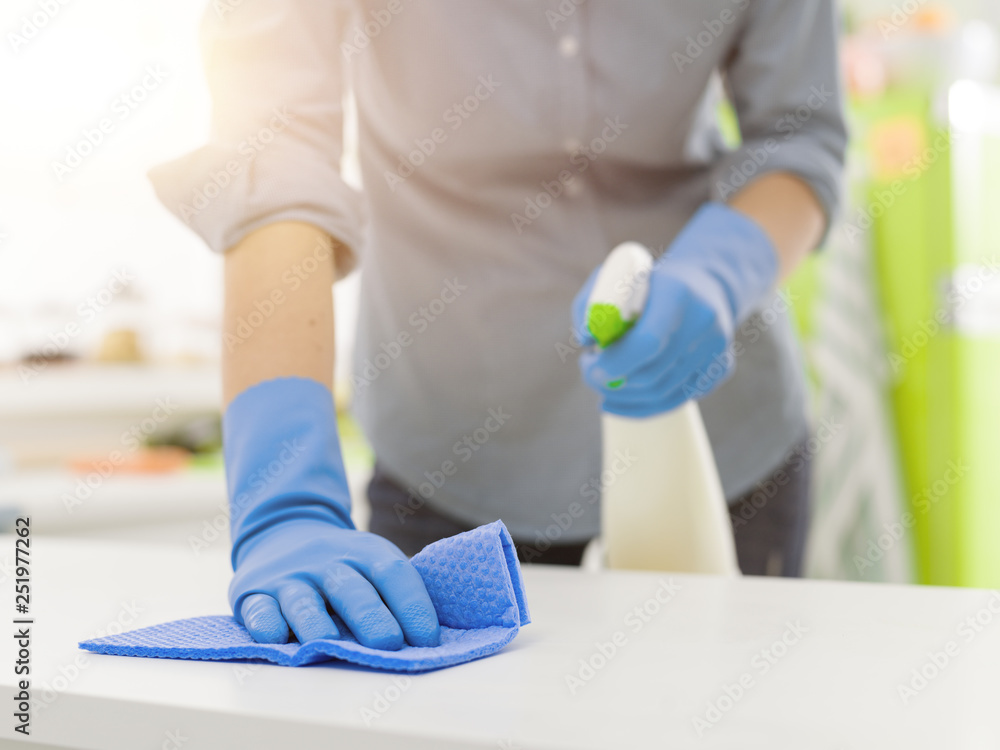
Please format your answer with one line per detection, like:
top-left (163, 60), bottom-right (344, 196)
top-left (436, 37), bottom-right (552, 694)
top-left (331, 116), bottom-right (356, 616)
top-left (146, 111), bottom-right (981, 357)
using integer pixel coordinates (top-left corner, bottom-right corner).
top-left (0, 362), bottom-right (221, 416)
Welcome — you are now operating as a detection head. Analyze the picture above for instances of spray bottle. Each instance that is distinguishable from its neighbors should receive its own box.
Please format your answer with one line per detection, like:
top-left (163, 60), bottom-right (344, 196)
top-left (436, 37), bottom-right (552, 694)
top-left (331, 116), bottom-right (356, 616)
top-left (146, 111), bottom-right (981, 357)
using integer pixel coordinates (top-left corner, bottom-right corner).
top-left (585, 242), bottom-right (741, 575)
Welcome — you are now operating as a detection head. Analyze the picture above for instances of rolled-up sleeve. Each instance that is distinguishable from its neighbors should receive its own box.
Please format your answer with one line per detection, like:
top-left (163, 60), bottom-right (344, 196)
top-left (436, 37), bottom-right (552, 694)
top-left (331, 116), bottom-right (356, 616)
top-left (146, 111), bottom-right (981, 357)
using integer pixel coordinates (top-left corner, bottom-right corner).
top-left (711, 0), bottom-right (848, 245)
top-left (149, 0), bottom-right (363, 276)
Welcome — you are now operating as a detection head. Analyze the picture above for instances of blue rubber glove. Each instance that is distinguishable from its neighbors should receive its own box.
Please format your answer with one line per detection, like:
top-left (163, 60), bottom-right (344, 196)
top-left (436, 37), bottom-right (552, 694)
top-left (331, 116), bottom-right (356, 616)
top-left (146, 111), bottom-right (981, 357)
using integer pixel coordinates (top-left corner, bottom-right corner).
top-left (572, 202), bottom-right (778, 417)
top-left (224, 377), bottom-right (440, 649)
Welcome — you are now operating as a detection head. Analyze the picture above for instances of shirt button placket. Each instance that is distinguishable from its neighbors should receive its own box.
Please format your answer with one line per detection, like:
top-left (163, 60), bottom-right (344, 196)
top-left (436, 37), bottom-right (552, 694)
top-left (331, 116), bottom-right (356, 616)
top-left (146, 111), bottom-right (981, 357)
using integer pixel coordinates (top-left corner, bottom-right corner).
top-left (556, 8), bottom-right (588, 196)
top-left (558, 34), bottom-right (579, 59)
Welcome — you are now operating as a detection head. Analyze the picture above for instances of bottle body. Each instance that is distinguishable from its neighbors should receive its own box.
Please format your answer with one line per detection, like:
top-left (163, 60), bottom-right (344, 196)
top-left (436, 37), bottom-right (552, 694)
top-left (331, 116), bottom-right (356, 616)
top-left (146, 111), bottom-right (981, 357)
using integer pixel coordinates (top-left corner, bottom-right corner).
top-left (601, 401), bottom-right (740, 575)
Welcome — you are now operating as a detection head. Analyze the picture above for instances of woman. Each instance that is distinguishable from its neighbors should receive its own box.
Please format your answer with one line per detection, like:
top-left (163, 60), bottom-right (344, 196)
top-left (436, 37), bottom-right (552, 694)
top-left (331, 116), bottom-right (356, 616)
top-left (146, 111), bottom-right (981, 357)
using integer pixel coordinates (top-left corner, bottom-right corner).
top-left (152, 0), bottom-right (846, 648)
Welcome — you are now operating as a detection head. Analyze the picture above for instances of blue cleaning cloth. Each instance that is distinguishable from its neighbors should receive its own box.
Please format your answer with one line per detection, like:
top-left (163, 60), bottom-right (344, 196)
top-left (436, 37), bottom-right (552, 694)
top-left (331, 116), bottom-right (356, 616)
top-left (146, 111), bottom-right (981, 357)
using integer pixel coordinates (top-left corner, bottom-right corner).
top-left (80, 521), bottom-right (530, 672)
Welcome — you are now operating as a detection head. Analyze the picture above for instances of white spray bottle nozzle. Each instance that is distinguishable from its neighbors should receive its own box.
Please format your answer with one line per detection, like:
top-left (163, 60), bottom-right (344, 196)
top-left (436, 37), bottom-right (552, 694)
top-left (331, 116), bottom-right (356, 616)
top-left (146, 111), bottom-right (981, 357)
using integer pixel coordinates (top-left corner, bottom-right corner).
top-left (585, 242), bottom-right (654, 387)
top-left (585, 242), bottom-right (654, 348)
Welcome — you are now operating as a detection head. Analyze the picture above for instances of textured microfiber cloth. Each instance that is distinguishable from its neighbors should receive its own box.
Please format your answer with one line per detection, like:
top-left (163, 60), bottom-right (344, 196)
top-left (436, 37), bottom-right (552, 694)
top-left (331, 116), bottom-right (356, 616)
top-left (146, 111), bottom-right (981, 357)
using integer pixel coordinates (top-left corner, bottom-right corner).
top-left (79, 520), bottom-right (530, 672)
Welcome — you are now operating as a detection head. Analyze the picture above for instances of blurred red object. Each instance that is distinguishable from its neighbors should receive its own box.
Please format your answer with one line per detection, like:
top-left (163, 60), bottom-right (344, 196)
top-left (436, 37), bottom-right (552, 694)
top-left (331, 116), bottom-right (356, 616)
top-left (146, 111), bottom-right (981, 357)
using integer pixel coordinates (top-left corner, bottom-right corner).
top-left (68, 446), bottom-right (190, 475)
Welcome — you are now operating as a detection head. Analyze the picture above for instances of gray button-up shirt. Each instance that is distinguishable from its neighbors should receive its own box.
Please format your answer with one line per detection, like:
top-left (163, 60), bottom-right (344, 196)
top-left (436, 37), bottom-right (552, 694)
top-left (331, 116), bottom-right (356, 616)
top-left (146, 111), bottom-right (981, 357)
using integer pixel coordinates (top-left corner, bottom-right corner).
top-left (151, 0), bottom-right (846, 541)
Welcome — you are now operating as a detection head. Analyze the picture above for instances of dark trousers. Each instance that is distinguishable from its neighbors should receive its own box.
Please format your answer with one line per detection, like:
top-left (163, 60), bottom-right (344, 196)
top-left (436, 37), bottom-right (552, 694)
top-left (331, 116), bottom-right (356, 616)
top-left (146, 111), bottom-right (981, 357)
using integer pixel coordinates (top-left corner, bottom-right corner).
top-left (367, 436), bottom-right (812, 576)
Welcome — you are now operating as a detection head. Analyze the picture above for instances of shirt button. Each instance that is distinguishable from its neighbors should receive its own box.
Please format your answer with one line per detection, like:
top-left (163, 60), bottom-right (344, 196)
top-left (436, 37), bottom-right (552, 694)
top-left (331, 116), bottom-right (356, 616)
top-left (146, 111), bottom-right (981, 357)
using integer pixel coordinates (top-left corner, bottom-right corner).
top-left (565, 178), bottom-right (584, 197)
top-left (559, 35), bottom-right (579, 58)
top-left (563, 137), bottom-right (582, 154)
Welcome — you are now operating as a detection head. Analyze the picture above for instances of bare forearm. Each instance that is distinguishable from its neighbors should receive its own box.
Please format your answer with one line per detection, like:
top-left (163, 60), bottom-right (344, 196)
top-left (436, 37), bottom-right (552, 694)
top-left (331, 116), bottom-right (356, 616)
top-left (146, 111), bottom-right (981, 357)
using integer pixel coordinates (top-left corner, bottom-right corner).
top-left (222, 221), bottom-right (338, 410)
top-left (728, 172), bottom-right (826, 282)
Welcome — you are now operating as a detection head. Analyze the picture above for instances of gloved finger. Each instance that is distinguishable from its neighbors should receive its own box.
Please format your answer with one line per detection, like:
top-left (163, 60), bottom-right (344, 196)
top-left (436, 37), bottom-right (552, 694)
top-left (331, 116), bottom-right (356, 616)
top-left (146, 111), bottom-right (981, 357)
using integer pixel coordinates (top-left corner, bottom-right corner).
top-left (600, 336), bottom-right (733, 416)
top-left (578, 349), bottom-right (606, 391)
top-left (596, 321), bottom-right (713, 391)
top-left (580, 345), bottom-right (650, 394)
top-left (600, 366), bottom-right (710, 417)
top-left (319, 564), bottom-right (405, 651)
top-left (358, 557), bottom-right (441, 648)
top-left (580, 315), bottom-right (705, 394)
top-left (579, 343), bottom-right (659, 394)
top-left (276, 581), bottom-right (341, 644)
top-left (643, 294), bottom-right (719, 367)
top-left (670, 349), bottom-right (735, 400)
top-left (239, 593), bottom-right (290, 644)
top-left (584, 291), bottom-right (718, 388)
top-left (601, 339), bottom-right (731, 410)
top-left (583, 326), bottom-right (665, 388)
top-left (628, 330), bottom-right (729, 399)
top-left (615, 350), bottom-right (733, 415)
top-left (584, 276), bottom-right (697, 379)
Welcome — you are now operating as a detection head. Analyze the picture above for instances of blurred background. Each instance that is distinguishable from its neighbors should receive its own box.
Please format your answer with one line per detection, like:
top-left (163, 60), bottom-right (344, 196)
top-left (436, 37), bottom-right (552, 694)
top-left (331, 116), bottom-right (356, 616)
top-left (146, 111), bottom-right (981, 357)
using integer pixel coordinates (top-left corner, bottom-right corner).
top-left (2, 0), bottom-right (998, 587)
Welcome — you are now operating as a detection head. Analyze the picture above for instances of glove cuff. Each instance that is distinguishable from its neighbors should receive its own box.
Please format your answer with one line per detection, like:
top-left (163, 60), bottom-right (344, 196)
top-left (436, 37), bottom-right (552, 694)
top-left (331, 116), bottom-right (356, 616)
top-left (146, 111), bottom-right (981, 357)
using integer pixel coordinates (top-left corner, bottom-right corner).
top-left (223, 377), bottom-right (355, 569)
top-left (666, 201), bottom-right (779, 325)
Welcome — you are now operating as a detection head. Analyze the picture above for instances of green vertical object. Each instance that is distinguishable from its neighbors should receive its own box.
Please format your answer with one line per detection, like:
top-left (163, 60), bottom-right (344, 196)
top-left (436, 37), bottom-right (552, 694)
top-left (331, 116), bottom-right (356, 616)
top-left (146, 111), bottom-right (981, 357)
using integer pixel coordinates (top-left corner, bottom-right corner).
top-left (858, 84), bottom-right (1000, 587)
top-left (949, 109), bottom-right (1000, 588)
top-left (861, 88), bottom-right (955, 585)
top-left (955, 337), bottom-right (1000, 587)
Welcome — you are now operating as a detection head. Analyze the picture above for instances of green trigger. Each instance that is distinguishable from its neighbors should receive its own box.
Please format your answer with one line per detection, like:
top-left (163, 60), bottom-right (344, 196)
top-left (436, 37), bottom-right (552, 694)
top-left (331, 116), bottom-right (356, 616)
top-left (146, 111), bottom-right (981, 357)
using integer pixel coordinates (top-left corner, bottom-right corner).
top-left (586, 303), bottom-right (634, 348)
top-left (586, 303), bottom-right (634, 389)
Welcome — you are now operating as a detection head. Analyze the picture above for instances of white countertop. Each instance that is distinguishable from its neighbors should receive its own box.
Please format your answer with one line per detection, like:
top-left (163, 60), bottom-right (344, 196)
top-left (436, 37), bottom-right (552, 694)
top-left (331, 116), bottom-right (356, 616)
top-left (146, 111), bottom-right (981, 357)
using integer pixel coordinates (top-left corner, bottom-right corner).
top-left (1, 534), bottom-right (998, 749)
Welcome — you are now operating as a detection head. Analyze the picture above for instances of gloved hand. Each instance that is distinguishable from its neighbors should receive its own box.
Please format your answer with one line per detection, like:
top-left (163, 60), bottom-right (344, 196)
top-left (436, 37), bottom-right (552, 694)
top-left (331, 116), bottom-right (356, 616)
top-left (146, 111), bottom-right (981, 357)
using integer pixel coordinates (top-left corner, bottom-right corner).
top-left (572, 202), bottom-right (778, 417)
top-left (224, 377), bottom-right (440, 649)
